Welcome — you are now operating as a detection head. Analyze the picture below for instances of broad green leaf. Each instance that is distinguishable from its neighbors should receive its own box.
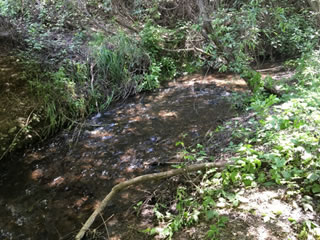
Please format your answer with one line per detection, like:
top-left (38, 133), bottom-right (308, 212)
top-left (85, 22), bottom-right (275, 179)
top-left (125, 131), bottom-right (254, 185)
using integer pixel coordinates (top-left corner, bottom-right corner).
top-left (302, 203), bottom-right (314, 212)
top-left (307, 173), bottom-right (319, 182)
top-left (206, 210), bottom-right (218, 220)
top-left (312, 183), bottom-right (320, 193)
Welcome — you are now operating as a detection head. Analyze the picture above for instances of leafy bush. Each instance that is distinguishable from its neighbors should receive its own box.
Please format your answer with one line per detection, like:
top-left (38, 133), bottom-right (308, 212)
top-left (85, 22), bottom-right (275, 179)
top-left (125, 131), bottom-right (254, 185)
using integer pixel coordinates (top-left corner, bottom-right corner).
top-left (203, 0), bottom-right (319, 73)
top-left (261, 6), bottom-right (319, 59)
top-left (295, 50), bottom-right (320, 87)
top-left (140, 21), bottom-right (183, 80)
top-left (0, 0), bottom-right (20, 16)
top-left (140, 21), bottom-right (165, 56)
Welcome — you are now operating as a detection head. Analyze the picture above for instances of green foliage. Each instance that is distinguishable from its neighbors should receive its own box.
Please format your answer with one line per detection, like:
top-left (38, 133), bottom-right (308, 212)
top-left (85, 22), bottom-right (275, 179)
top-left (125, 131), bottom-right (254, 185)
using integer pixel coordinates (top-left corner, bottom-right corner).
top-left (205, 7), bottom-right (256, 72)
top-left (0, 0), bottom-right (19, 16)
top-left (263, 7), bottom-right (319, 58)
top-left (27, 62), bottom-right (88, 135)
top-left (1, 0), bottom-right (86, 63)
top-left (89, 29), bottom-right (180, 103)
top-left (2, 0), bottom-right (320, 238)
top-left (207, 216), bottom-right (229, 239)
top-left (90, 32), bottom-right (152, 97)
top-left (295, 50), bottom-right (320, 88)
top-left (240, 69), bottom-right (264, 93)
top-left (0, 0), bottom-right (76, 22)
top-left (140, 21), bottom-right (188, 80)
top-left (218, 50), bottom-right (320, 193)
top-left (202, 0), bottom-right (319, 72)
top-left (249, 94), bottom-right (279, 117)
top-left (138, 62), bottom-right (160, 91)
top-left (145, 185), bottom-right (229, 240)
top-left (140, 21), bottom-right (165, 56)
top-left (297, 221), bottom-right (320, 240)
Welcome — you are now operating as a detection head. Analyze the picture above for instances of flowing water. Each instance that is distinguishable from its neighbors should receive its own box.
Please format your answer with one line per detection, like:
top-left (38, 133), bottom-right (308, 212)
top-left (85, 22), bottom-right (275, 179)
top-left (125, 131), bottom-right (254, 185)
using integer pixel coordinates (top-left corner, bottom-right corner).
top-left (0, 73), bottom-right (247, 239)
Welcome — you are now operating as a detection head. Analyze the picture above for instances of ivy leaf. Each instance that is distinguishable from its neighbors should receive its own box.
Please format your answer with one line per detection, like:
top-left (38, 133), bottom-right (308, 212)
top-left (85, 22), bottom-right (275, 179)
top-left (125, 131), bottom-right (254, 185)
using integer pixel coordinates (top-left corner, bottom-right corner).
top-left (281, 170), bottom-right (291, 180)
top-left (232, 199), bottom-right (240, 207)
top-left (243, 174), bottom-right (255, 186)
top-left (206, 210), bottom-right (218, 220)
top-left (230, 171), bottom-right (240, 183)
top-left (257, 172), bottom-right (266, 183)
top-left (274, 157), bottom-right (286, 168)
top-left (191, 209), bottom-right (201, 222)
top-left (302, 203), bottom-right (314, 212)
top-left (307, 173), bottom-right (319, 182)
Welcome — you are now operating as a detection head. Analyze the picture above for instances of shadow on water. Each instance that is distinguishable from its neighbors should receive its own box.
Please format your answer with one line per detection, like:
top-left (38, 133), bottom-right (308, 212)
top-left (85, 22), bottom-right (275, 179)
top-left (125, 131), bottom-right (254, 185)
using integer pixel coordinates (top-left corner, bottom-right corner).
top-left (0, 73), bottom-right (247, 239)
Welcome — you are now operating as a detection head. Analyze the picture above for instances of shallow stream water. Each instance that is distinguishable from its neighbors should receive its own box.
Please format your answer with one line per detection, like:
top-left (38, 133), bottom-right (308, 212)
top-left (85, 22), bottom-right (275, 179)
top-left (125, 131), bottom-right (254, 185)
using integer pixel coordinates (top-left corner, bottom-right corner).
top-left (0, 73), bottom-right (247, 239)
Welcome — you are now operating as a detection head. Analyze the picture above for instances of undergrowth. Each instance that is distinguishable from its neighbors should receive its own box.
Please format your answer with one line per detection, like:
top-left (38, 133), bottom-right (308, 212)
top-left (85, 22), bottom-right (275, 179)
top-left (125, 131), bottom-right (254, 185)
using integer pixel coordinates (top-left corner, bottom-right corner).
top-left (145, 51), bottom-right (320, 239)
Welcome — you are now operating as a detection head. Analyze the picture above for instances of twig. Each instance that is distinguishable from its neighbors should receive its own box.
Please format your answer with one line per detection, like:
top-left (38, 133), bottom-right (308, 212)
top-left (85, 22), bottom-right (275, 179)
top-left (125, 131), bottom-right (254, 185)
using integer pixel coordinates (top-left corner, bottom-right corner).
top-left (0, 109), bottom-right (35, 161)
top-left (75, 161), bottom-right (227, 240)
top-left (99, 213), bottom-right (110, 239)
top-left (90, 62), bottom-right (99, 112)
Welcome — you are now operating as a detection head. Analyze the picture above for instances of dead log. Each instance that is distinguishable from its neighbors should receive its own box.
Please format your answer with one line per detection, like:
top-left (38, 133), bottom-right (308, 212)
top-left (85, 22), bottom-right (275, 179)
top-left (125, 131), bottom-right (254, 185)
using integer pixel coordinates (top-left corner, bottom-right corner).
top-left (263, 85), bottom-right (282, 97)
top-left (241, 69), bottom-right (283, 97)
top-left (75, 161), bottom-right (228, 240)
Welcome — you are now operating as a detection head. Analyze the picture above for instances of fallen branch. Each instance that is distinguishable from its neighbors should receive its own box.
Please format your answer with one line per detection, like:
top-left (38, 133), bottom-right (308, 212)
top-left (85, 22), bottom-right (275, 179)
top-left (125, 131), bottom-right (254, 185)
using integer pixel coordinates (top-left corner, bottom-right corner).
top-left (263, 85), bottom-right (282, 97)
top-left (114, 18), bottom-right (139, 33)
top-left (75, 161), bottom-right (228, 240)
top-left (243, 76), bottom-right (283, 97)
top-left (162, 47), bottom-right (214, 57)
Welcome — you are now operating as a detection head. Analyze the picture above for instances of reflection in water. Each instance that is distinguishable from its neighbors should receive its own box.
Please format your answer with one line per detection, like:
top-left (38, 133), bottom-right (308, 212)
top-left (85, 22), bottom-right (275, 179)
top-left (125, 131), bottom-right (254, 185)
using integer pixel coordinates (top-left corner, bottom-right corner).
top-left (0, 73), bottom-right (246, 239)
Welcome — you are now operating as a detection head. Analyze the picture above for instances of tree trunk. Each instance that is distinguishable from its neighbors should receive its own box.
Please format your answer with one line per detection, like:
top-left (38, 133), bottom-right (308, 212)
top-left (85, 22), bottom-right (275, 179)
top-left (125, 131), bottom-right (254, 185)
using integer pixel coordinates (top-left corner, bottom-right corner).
top-left (196, 0), bottom-right (233, 63)
top-left (197, 0), bottom-right (214, 37)
top-left (307, 0), bottom-right (320, 25)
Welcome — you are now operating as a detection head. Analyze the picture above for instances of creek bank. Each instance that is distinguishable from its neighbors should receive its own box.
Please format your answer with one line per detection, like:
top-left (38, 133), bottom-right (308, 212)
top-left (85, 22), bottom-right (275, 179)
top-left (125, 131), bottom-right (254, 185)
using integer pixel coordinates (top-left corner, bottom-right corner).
top-left (0, 51), bottom-right (43, 160)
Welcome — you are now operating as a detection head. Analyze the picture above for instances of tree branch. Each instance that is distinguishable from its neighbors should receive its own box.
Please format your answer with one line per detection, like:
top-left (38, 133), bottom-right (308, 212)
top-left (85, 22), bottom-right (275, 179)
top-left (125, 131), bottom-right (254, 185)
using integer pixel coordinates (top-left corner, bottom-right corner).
top-left (162, 47), bottom-right (213, 57)
top-left (114, 18), bottom-right (139, 33)
top-left (75, 161), bottom-right (228, 240)
top-left (76, 0), bottom-right (115, 35)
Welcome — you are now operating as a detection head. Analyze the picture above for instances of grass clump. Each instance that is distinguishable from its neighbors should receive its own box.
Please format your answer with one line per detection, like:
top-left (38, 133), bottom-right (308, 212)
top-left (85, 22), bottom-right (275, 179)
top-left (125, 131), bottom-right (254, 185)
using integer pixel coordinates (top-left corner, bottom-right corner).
top-left (90, 32), bottom-right (152, 100)
top-left (27, 61), bottom-right (89, 136)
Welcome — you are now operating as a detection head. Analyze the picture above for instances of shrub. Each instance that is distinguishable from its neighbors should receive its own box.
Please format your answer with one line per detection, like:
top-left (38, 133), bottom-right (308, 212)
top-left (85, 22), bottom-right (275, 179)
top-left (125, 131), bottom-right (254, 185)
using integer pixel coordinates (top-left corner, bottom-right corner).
top-left (203, 0), bottom-right (319, 72)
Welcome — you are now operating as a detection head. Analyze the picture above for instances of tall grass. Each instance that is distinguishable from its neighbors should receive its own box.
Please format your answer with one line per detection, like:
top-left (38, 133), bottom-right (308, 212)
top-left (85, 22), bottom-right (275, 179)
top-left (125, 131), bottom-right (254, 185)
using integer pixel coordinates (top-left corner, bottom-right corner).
top-left (90, 32), bottom-right (152, 100)
top-left (28, 63), bottom-right (89, 136)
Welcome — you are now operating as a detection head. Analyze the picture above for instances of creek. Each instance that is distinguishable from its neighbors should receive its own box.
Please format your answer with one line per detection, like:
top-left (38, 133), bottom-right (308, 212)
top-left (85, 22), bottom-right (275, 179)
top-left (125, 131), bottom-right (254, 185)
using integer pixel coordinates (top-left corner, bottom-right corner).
top-left (0, 73), bottom-right (247, 239)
